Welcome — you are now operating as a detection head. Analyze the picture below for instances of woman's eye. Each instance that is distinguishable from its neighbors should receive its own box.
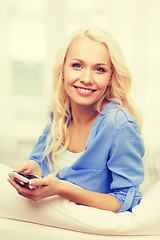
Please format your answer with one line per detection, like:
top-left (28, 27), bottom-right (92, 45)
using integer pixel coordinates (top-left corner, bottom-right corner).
top-left (72, 63), bottom-right (82, 69)
top-left (95, 67), bottom-right (106, 73)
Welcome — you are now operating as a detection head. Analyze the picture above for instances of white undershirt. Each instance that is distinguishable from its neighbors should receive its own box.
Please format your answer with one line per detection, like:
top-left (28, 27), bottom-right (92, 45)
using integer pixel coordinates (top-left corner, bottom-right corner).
top-left (57, 145), bottom-right (84, 170)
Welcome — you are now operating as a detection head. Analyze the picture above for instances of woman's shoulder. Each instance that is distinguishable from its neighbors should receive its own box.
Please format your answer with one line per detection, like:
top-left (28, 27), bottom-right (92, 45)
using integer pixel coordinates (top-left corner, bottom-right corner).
top-left (100, 102), bottom-right (138, 129)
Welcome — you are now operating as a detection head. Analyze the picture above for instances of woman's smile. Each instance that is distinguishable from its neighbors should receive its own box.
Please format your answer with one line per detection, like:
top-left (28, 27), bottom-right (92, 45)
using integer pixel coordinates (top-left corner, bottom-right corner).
top-left (74, 85), bottom-right (97, 96)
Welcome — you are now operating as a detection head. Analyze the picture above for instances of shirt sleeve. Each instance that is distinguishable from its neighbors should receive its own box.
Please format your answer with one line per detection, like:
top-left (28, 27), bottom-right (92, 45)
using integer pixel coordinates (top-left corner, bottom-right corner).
top-left (27, 123), bottom-right (51, 176)
top-left (107, 120), bottom-right (145, 212)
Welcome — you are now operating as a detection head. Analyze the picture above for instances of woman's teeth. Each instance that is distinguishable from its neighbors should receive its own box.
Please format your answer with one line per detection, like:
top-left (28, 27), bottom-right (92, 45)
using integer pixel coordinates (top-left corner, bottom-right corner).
top-left (77, 87), bottom-right (94, 93)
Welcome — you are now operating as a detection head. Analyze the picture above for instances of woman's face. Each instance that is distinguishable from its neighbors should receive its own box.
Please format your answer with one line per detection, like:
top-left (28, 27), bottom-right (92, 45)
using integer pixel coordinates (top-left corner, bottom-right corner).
top-left (63, 37), bottom-right (112, 108)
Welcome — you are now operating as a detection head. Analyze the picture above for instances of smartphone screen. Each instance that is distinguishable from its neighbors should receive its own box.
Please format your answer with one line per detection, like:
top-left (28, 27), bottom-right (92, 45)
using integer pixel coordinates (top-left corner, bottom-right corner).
top-left (18, 173), bottom-right (40, 180)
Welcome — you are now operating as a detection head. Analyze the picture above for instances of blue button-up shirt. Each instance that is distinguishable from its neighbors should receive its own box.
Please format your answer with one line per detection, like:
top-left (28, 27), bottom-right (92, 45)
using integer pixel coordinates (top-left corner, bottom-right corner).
top-left (28, 102), bottom-right (145, 212)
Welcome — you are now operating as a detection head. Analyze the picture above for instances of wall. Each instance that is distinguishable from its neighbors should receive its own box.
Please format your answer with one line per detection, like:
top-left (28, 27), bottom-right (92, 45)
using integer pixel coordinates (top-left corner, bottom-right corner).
top-left (0, 0), bottom-right (160, 167)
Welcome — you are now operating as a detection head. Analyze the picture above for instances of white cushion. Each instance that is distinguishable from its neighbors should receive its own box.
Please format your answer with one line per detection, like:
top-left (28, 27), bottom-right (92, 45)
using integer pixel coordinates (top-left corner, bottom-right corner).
top-left (0, 163), bottom-right (160, 236)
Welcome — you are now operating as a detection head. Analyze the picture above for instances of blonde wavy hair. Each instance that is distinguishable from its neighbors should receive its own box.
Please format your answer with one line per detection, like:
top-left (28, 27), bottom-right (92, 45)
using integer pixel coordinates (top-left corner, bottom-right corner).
top-left (45, 26), bottom-right (142, 173)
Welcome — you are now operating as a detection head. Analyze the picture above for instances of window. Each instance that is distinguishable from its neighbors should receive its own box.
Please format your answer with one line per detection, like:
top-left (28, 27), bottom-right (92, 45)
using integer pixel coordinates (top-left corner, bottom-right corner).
top-left (8, 0), bottom-right (46, 97)
top-left (12, 61), bottom-right (43, 96)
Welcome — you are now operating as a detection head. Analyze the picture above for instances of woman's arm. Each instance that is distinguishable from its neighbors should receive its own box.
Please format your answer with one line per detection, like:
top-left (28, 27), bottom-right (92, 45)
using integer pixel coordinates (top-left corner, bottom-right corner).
top-left (58, 179), bottom-right (121, 212)
top-left (8, 175), bottom-right (121, 213)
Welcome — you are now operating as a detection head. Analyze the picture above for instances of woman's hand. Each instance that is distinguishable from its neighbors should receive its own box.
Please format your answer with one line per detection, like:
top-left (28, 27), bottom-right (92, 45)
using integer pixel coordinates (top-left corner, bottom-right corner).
top-left (8, 160), bottom-right (43, 190)
top-left (14, 160), bottom-right (42, 177)
top-left (8, 174), bottom-right (62, 201)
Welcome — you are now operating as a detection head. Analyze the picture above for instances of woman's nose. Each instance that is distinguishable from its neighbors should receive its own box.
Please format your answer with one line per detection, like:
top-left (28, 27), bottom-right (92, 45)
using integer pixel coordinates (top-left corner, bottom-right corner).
top-left (80, 69), bottom-right (93, 85)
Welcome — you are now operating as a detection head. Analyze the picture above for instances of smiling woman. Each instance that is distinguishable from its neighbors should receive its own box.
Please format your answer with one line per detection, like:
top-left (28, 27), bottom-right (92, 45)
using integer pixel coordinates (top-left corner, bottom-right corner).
top-left (7, 26), bottom-right (144, 214)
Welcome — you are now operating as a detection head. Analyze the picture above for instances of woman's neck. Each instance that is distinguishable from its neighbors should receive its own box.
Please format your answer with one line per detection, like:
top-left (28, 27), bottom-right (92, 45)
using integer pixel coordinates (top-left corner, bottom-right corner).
top-left (70, 102), bottom-right (98, 127)
top-left (67, 103), bottom-right (99, 152)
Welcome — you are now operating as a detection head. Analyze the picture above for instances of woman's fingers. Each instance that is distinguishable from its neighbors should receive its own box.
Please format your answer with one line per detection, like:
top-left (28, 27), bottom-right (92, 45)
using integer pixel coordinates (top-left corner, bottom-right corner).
top-left (13, 161), bottom-right (42, 177)
top-left (7, 177), bottom-right (39, 200)
top-left (15, 162), bottom-right (31, 173)
top-left (8, 177), bottom-right (27, 193)
top-left (29, 178), bottom-right (46, 189)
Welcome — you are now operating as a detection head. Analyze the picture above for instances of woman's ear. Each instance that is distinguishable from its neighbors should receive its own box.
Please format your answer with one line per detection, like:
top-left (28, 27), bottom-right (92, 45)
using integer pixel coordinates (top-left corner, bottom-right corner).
top-left (62, 63), bottom-right (66, 81)
top-left (108, 77), bottom-right (112, 86)
top-left (62, 70), bottom-right (64, 81)
top-left (108, 65), bottom-right (114, 85)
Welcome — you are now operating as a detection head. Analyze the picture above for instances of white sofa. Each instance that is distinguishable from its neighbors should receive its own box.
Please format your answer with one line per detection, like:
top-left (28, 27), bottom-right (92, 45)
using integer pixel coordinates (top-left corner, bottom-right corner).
top-left (0, 148), bottom-right (160, 240)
